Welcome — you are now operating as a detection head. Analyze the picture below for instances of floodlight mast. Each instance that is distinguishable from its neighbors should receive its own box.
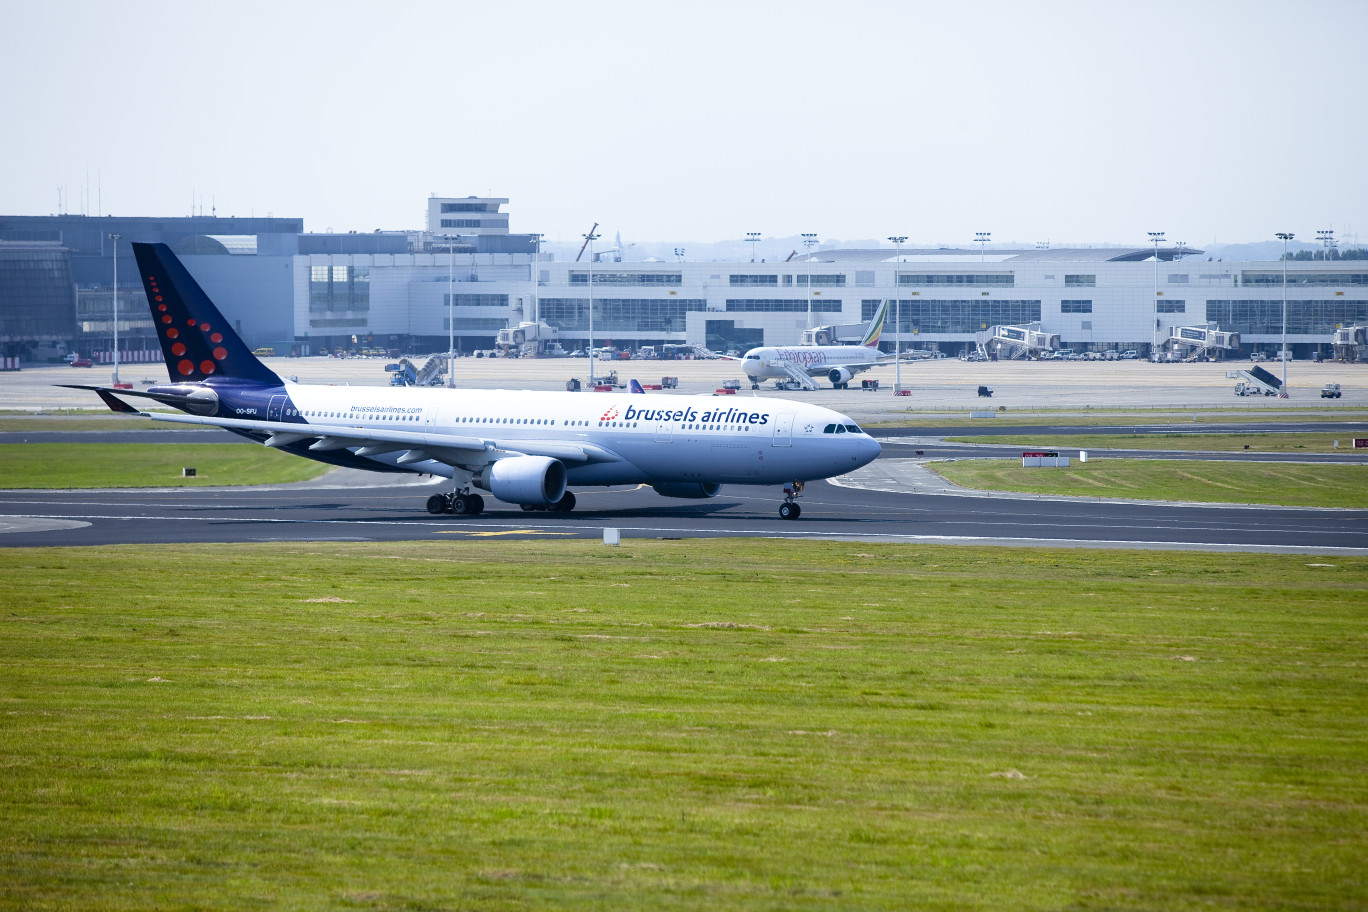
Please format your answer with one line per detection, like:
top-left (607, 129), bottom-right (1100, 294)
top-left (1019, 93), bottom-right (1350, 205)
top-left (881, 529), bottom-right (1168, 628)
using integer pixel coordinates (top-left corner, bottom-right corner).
top-left (585, 229), bottom-right (600, 383)
top-left (530, 233), bottom-right (543, 326)
top-left (801, 233), bottom-right (818, 328)
top-left (888, 235), bottom-right (907, 394)
top-left (445, 235), bottom-right (456, 387)
top-left (108, 233), bottom-right (122, 385)
top-left (1276, 231), bottom-right (1294, 395)
top-left (1148, 231), bottom-right (1165, 359)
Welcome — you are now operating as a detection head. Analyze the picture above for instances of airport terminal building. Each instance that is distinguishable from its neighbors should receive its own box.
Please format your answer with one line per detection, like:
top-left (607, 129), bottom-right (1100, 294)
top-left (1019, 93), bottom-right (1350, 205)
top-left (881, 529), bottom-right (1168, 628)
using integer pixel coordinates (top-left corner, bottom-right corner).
top-left (2, 199), bottom-right (1365, 361)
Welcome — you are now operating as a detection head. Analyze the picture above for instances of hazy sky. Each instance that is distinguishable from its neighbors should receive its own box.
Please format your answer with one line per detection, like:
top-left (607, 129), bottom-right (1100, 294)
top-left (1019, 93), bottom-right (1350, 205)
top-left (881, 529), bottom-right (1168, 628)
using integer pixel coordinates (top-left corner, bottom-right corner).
top-left (3, 0), bottom-right (1364, 249)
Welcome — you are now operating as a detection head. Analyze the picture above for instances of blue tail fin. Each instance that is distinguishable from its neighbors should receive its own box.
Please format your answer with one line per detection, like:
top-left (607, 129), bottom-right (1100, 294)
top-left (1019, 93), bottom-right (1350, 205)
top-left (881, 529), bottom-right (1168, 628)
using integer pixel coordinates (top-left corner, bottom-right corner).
top-left (629, 379), bottom-right (645, 394)
top-left (132, 242), bottom-right (281, 385)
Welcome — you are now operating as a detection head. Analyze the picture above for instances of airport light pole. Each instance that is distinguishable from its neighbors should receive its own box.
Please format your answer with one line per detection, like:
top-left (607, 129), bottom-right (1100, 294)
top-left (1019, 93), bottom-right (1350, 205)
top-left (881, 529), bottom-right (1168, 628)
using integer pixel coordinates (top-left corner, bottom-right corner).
top-left (445, 235), bottom-right (456, 387)
top-left (1317, 228), bottom-right (1335, 260)
top-left (975, 231), bottom-right (990, 262)
top-left (888, 235), bottom-right (907, 394)
top-left (107, 233), bottom-right (121, 385)
top-left (530, 233), bottom-right (543, 326)
top-left (801, 233), bottom-right (818, 329)
top-left (585, 229), bottom-right (600, 383)
top-left (1276, 231), bottom-right (1294, 395)
top-left (1148, 231), bottom-right (1165, 360)
top-left (746, 232), bottom-right (761, 263)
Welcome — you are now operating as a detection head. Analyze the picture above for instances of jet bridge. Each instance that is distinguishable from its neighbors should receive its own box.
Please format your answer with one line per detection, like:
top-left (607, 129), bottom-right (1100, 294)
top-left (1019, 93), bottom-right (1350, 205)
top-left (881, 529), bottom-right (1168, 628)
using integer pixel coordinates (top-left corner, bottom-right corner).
top-left (497, 321), bottom-right (560, 358)
top-left (1333, 325), bottom-right (1367, 362)
top-left (387, 357), bottom-right (446, 387)
top-left (1163, 325), bottom-right (1240, 361)
top-left (976, 323), bottom-right (1061, 360)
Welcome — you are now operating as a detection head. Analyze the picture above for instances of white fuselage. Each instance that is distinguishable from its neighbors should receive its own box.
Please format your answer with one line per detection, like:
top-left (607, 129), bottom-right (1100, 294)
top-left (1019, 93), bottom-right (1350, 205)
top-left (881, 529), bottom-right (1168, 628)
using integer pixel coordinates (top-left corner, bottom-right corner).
top-left (273, 384), bottom-right (880, 485)
top-left (741, 345), bottom-right (881, 383)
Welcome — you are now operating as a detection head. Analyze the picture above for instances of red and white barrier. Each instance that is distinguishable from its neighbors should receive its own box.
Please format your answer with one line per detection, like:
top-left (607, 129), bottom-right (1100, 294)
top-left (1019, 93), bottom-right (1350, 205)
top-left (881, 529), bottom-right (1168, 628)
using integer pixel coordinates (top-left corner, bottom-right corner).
top-left (90, 350), bottom-right (161, 364)
top-left (0, 356), bottom-right (19, 371)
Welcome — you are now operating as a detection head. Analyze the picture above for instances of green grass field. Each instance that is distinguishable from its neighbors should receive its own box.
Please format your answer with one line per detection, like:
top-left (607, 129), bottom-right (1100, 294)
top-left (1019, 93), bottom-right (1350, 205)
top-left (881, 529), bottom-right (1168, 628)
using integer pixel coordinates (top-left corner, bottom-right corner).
top-left (2, 541), bottom-right (1365, 910)
top-left (930, 458), bottom-right (1368, 508)
top-left (0, 443), bottom-right (331, 488)
top-left (942, 432), bottom-right (1365, 453)
top-left (0, 416), bottom-right (192, 432)
top-left (872, 409), bottom-right (1368, 429)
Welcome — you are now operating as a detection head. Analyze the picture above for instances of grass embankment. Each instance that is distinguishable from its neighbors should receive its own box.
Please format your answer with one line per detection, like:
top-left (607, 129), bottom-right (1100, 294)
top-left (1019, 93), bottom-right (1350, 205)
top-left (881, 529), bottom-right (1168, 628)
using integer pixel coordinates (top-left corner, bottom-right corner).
top-left (0, 443), bottom-right (331, 488)
top-left (0, 416), bottom-right (188, 432)
top-left (2, 541), bottom-right (1365, 910)
top-left (943, 432), bottom-right (1366, 452)
top-left (872, 409), bottom-right (1368, 429)
top-left (930, 458), bottom-right (1368, 508)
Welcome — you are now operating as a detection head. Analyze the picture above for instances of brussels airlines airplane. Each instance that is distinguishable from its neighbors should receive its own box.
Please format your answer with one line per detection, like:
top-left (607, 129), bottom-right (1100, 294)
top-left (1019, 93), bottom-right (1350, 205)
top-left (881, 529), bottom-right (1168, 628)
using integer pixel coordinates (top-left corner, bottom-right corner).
top-left (740, 297), bottom-right (899, 390)
top-left (65, 243), bottom-right (880, 520)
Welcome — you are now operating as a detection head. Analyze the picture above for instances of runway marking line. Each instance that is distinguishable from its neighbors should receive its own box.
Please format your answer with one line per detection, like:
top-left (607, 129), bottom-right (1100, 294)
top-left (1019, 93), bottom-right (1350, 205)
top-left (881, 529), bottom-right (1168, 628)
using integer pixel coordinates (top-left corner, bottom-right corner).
top-left (434, 529), bottom-right (575, 537)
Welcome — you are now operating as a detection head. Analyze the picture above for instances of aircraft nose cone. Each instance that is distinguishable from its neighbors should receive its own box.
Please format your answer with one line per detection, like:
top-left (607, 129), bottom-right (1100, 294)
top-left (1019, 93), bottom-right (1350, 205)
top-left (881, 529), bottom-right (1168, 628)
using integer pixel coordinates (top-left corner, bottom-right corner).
top-left (854, 434), bottom-right (881, 468)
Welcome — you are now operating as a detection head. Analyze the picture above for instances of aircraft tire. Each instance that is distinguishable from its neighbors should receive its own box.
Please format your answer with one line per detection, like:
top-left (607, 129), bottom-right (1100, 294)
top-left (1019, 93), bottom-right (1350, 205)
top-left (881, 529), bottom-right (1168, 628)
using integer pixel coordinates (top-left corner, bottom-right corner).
top-left (553, 491), bottom-right (576, 513)
top-left (426, 494), bottom-right (449, 515)
top-left (779, 502), bottom-right (801, 520)
top-left (450, 495), bottom-right (472, 516)
top-left (468, 494), bottom-right (485, 515)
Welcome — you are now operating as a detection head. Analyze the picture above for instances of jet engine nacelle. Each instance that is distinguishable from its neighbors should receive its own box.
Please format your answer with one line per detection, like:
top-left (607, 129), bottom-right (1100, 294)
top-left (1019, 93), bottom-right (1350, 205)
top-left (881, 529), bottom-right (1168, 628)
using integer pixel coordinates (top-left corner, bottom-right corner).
top-left (474, 455), bottom-right (567, 505)
top-left (651, 482), bottom-right (722, 499)
top-left (827, 367), bottom-right (854, 386)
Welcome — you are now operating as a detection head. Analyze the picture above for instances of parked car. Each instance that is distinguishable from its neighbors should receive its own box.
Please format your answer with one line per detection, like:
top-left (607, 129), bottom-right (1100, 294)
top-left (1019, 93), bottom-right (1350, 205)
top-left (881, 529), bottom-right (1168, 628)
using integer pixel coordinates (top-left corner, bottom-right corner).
top-left (1119, 350), bottom-right (1139, 360)
top-left (1321, 383), bottom-right (1342, 399)
top-left (70, 358), bottom-right (92, 368)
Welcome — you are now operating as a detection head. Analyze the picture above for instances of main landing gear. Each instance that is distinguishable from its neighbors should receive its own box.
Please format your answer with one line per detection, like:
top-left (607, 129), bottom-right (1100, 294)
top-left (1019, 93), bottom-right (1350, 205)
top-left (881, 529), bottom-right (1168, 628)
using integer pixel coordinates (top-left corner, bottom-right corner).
top-left (426, 489), bottom-right (486, 516)
top-left (519, 492), bottom-right (577, 513)
top-left (779, 480), bottom-right (805, 520)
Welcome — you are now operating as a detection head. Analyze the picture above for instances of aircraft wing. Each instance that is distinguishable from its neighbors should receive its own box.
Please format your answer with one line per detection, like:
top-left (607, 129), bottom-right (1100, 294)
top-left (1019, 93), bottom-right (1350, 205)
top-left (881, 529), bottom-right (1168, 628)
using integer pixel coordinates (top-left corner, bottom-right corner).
top-left (799, 359), bottom-right (881, 377)
top-left (93, 398), bottom-right (620, 469)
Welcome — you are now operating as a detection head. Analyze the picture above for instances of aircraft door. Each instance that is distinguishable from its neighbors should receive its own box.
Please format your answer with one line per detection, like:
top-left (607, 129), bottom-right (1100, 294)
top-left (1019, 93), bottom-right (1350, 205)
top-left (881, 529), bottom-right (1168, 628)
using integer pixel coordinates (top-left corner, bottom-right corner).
top-left (267, 395), bottom-right (286, 422)
top-left (771, 411), bottom-right (794, 447)
top-left (654, 417), bottom-right (672, 443)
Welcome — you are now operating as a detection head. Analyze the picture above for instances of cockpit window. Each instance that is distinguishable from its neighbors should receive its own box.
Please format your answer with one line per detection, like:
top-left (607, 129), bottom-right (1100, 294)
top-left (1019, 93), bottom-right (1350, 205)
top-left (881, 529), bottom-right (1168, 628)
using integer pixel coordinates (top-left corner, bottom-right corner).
top-left (744, 354), bottom-right (760, 361)
top-left (845, 424), bottom-right (861, 434)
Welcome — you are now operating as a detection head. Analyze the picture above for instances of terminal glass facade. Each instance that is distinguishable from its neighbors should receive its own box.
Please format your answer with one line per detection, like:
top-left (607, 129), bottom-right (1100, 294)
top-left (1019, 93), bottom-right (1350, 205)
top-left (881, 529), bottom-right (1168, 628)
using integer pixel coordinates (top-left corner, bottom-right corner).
top-left (866, 298), bottom-right (1042, 333)
top-left (1241, 272), bottom-right (1368, 286)
top-left (569, 272), bottom-right (682, 286)
top-left (539, 297), bottom-right (705, 333)
top-left (1207, 299), bottom-right (1368, 334)
top-left (724, 298), bottom-right (842, 313)
top-left (898, 273), bottom-right (1014, 288)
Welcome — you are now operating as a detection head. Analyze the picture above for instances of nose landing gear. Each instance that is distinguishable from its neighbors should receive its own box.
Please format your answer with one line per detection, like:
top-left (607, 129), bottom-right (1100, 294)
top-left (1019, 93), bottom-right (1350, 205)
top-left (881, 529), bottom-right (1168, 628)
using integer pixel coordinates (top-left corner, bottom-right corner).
top-left (779, 480), bottom-right (805, 520)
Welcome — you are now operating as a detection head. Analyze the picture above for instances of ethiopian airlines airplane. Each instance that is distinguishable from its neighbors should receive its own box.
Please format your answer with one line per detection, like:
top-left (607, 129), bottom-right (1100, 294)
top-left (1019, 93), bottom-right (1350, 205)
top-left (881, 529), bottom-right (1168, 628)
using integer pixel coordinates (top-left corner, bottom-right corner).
top-left (740, 298), bottom-right (900, 390)
top-left (65, 243), bottom-right (880, 520)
